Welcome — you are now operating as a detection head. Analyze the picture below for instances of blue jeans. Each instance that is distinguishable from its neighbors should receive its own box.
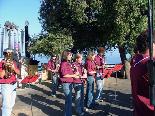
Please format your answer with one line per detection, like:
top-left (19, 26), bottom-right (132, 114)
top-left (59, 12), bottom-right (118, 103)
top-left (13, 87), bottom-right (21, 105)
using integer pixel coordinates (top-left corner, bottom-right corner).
top-left (1, 82), bottom-right (17, 116)
top-left (85, 75), bottom-right (94, 108)
top-left (51, 73), bottom-right (59, 96)
top-left (95, 73), bottom-right (104, 101)
top-left (62, 83), bottom-right (72, 116)
top-left (74, 83), bottom-right (84, 114)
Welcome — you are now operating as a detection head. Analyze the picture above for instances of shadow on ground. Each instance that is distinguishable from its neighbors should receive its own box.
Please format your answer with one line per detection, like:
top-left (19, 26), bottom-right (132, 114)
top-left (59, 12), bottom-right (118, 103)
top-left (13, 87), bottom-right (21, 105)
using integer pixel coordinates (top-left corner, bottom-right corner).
top-left (13, 78), bottom-right (134, 116)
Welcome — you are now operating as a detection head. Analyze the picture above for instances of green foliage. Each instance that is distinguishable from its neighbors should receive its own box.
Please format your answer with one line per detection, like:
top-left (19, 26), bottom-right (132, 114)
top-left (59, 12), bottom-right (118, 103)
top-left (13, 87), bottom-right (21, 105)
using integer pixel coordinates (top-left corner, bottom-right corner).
top-left (113, 0), bottom-right (148, 58)
top-left (28, 30), bottom-right (73, 57)
top-left (29, 0), bottom-right (74, 57)
top-left (69, 0), bottom-right (148, 58)
top-left (29, 0), bottom-right (148, 60)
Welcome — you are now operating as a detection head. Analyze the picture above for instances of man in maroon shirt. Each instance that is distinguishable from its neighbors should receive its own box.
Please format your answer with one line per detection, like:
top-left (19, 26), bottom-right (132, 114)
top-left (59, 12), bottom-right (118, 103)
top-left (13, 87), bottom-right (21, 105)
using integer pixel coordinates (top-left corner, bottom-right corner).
top-left (94, 47), bottom-right (106, 104)
top-left (0, 48), bottom-right (20, 116)
top-left (130, 30), bottom-right (155, 116)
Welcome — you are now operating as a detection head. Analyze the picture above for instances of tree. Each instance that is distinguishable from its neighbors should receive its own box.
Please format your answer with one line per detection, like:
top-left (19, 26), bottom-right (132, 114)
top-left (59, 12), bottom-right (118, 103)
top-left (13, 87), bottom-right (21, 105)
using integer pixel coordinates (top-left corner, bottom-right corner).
top-left (29, 0), bottom-right (148, 79)
top-left (68, 0), bottom-right (148, 79)
top-left (28, 0), bottom-right (74, 57)
top-left (105, 0), bottom-right (148, 78)
top-left (28, 30), bottom-right (73, 57)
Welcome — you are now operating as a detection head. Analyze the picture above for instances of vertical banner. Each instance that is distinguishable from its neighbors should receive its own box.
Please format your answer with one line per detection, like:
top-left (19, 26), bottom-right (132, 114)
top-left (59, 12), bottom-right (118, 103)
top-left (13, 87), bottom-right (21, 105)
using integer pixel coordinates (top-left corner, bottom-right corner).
top-left (0, 27), bottom-right (4, 57)
top-left (17, 29), bottom-right (20, 51)
top-left (21, 29), bottom-right (25, 57)
top-left (25, 25), bottom-right (30, 58)
top-left (8, 30), bottom-right (10, 49)
top-left (10, 30), bottom-right (14, 49)
top-left (14, 29), bottom-right (17, 49)
top-left (4, 29), bottom-right (8, 50)
top-left (22, 29), bottom-right (25, 57)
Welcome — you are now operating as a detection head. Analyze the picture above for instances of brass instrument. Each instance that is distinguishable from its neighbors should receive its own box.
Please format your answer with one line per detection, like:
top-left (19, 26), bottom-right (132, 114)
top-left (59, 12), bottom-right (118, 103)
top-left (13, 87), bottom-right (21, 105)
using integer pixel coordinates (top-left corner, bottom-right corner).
top-left (55, 63), bottom-right (60, 77)
top-left (4, 49), bottom-right (14, 78)
top-left (81, 64), bottom-right (87, 78)
top-left (94, 60), bottom-right (100, 74)
top-left (102, 57), bottom-right (106, 68)
top-left (73, 63), bottom-right (80, 75)
top-left (73, 63), bottom-right (87, 83)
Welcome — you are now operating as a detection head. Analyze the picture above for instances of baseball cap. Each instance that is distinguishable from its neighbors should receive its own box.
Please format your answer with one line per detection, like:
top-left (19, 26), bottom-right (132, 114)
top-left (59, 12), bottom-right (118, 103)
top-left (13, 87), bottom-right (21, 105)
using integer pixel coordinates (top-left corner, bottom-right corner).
top-left (15, 45), bottom-right (19, 48)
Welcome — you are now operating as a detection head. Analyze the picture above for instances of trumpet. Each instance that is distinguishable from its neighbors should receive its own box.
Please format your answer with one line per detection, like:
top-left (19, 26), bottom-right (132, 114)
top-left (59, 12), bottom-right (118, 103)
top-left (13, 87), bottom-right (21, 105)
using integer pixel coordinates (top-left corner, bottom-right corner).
top-left (81, 64), bottom-right (87, 78)
top-left (73, 63), bottom-right (87, 83)
top-left (55, 63), bottom-right (60, 77)
top-left (4, 49), bottom-right (14, 78)
top-left (94, 60), bottom-right (100, 73)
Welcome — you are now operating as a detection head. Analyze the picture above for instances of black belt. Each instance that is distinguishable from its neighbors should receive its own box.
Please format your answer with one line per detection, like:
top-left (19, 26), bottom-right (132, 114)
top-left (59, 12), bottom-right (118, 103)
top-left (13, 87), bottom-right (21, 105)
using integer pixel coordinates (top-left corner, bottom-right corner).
top-left (1, 82), bottom-right (16, 85)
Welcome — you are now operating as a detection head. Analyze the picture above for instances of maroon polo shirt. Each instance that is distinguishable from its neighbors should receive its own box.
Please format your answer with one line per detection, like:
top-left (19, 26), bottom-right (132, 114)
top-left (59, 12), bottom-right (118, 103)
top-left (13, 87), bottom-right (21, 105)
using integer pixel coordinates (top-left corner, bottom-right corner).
top-left (47, 60), bottom-right (60, 70)
top-left (85, 60), bottom-right (96, 77)
top-left (94, 55), bottom-right (105, 73)
top-left (73, 62), bottom-right (86, 84)
top-left (59, 61), bottom-right (74, 83)
top-left (130, 54), bottom-right (154, 116)
top-left (0, 60), bottom-right (18, 84)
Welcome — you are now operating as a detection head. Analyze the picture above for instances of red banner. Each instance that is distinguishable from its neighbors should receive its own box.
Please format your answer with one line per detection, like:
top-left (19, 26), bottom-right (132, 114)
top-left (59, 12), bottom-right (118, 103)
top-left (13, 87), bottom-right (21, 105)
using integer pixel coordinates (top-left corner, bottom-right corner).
top-left (20, 74), bottom-right (40, 83)
top-left (101, 64), bottom-right (123, 78)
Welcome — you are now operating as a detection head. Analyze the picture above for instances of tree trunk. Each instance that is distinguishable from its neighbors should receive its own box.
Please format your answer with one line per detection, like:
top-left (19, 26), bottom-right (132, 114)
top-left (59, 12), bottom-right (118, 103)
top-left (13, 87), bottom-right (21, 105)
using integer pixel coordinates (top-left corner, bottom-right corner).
top-left (118, 43), bottom-right (130, 79)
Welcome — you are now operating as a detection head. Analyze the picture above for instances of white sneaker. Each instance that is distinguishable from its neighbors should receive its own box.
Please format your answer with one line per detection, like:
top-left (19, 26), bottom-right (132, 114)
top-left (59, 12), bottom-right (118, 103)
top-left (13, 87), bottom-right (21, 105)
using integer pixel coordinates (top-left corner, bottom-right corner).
top-left (83, 108), bottom-right (88, 112)
top-left (51, 94), bottom-right (56, 97)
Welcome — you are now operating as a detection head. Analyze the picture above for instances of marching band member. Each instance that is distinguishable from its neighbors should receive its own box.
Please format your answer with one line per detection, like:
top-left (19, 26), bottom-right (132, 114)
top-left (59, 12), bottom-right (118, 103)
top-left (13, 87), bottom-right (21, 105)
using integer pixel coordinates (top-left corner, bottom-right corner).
top-left (94, 47), bottom-right (106, 105)
top-left (47, 53), bottom-right (60, 97)
top-left (73, 53), bottom-right (88, 115)
top-left (85, 51), bottom-right (96, 109)
top-left (59, 50), bottom-right (78, 116)
top-left (0, 48), bottom-right (20, 116)
top-left (130, 30), bottom-right (155, 116)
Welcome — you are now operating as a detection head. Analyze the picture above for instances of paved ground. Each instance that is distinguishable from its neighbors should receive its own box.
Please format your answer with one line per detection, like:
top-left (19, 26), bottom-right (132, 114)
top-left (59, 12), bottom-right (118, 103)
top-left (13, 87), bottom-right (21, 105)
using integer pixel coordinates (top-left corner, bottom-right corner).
top-left (0, 77), bottom-right (134, 116)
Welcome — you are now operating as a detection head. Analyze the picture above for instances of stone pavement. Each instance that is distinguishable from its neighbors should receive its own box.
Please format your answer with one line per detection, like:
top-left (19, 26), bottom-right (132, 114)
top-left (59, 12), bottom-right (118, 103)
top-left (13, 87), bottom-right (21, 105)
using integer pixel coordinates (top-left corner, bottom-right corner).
top-left (0, 77), bottom-right (134, 116)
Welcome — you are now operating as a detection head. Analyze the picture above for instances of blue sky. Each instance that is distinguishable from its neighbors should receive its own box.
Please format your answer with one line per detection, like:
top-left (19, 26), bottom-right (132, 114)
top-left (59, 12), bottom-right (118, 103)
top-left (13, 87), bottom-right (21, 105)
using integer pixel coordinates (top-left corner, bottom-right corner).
top-left (0, 0), bottom-right (42, 36)
top-left (0, 0), bottom-right (129, 64)
top-left (35, 47), bottom-right (125, 65)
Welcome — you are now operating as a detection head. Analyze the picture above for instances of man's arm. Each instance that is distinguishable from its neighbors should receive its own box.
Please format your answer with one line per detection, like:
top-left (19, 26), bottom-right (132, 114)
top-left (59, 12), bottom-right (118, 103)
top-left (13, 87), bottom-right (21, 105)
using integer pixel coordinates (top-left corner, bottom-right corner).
top-left (13, 53), bottom-right (19, 62)
top-left (0, 62), bottom-right (5, 78)
top-left (18, 52), bottom-right (21, 63)
top-left (19, 52), bottom-right (21, 59)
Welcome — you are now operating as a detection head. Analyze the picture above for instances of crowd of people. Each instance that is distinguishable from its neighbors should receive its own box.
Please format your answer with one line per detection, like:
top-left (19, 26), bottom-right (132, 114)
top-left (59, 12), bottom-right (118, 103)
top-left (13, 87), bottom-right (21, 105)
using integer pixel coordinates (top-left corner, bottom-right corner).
top-left (47, 47), bottom-right (106, 116)
top-left (0, 29), bottom-right (155, 116)
top-left (0, 45), bottom-right (106, 116)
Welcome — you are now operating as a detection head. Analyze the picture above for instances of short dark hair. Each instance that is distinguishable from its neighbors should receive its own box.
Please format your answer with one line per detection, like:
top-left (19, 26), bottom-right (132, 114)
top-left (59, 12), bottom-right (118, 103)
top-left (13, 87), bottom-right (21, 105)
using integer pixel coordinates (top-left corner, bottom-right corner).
top-left (97, 47), bottom-right (105, 53)
top-left (133, 46), bottom-right (138, 54)
top-left (51, 53), bottom-right (56, 58)
top-left (136, 30), bottom-right (155, 54)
